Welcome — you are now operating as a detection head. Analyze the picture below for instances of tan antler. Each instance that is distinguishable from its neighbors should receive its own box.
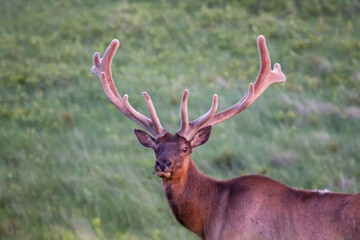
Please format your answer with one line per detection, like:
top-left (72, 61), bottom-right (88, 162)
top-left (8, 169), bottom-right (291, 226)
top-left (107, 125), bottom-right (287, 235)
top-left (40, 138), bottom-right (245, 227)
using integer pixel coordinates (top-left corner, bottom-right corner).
top-left (91, 39), bottom-right (168, 138)
top-left (177, 89), bottom-right (219, 139)
top-left (176, 35), bottom-right (286, 140)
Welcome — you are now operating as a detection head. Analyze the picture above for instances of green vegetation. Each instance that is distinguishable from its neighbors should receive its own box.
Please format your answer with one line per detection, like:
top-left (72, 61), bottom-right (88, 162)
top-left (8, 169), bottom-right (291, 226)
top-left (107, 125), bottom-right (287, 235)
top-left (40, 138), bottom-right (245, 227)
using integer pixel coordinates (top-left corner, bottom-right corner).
top-left (1, 0), bottom-right (359, 239)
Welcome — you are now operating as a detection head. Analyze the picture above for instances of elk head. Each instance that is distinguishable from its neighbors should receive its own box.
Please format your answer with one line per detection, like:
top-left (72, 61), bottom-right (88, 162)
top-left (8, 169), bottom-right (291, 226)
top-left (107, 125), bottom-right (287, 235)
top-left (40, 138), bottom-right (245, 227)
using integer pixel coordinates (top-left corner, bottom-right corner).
top-left (133, 126), bottom-right (212, 180)
top-left (91, 35), bottom-right (286, 181)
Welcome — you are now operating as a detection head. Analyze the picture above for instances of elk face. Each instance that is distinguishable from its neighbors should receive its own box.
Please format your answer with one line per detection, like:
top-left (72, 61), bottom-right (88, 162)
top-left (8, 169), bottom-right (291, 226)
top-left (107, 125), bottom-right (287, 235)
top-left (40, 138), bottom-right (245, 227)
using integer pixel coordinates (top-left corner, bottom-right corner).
top-left (134, 126), bottom-right (212, 180)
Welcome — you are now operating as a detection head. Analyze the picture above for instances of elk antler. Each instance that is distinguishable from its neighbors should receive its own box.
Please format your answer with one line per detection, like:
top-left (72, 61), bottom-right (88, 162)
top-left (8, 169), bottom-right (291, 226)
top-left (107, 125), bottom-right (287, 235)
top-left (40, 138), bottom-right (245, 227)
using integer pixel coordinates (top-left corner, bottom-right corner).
top-left (176, 35), bottom-right (286, 140)
top-left (177, 89), bottom-right (219, 139)
top-left (91, 39), bottom-right (168, 138)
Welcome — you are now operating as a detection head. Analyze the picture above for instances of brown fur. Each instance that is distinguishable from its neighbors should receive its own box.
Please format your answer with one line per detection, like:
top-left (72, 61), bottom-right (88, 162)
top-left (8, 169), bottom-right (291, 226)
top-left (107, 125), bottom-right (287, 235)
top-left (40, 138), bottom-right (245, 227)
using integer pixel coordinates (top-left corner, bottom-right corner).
top-left (135, 131), bottom-right (360, 240)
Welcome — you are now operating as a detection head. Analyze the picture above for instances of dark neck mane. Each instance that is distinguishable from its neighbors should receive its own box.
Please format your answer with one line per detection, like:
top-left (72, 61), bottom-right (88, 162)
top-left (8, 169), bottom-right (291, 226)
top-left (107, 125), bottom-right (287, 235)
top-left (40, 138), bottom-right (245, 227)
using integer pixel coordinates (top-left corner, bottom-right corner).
top-left (162, 158), bottom-right (219, 239)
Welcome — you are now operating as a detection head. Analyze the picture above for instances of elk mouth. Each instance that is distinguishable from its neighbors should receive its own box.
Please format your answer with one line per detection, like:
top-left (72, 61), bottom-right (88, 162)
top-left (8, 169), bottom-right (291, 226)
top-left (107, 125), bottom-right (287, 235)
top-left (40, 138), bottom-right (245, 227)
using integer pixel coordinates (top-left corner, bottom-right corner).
top-left (155, 170), bottom-right (172, 179)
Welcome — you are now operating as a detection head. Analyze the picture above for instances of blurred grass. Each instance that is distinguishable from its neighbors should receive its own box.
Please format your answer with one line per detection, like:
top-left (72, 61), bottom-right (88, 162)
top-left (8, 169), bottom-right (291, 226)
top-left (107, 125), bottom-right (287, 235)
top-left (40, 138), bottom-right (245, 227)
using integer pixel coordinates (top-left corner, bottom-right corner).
top-left (0, 0), bottom-right (360, 239)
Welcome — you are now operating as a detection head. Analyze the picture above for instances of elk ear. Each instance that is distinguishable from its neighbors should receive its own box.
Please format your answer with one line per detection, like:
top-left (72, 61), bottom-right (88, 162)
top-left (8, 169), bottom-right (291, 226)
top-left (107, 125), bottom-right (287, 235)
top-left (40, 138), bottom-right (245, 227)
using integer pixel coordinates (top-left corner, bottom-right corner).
top-left (133, 129), bottom-right (156, 148)
top-left (190, 125), bottom-right (212, 149)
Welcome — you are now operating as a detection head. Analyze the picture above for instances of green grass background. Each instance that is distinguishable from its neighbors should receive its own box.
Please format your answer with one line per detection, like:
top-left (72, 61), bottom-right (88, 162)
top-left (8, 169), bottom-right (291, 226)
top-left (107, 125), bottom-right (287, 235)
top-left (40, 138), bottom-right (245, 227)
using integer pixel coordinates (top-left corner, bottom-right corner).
top-left (1, 0), bottom-right (360, 239)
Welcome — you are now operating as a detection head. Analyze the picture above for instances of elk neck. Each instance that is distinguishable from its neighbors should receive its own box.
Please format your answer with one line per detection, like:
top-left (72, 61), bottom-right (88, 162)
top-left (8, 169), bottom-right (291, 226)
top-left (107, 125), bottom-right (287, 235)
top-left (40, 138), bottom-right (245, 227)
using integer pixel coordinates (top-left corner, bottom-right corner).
top-left (162, 156), bottom-right (219, 239)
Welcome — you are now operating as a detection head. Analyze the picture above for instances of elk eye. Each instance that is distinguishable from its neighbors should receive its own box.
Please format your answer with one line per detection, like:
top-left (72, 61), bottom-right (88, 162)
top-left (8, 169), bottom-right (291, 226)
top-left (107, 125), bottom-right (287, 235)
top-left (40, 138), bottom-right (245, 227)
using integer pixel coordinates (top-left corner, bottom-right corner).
top-left (182, 147), bottom-right (188, 152)
top-left (154, 148), bottom-right (158, 154)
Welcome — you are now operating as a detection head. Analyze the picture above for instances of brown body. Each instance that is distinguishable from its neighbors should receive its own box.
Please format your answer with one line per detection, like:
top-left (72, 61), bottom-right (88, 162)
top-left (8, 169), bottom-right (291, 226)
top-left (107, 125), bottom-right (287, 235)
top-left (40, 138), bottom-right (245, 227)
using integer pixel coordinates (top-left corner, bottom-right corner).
top-left (91, 36), bottom-right (360, 239)
top-left (143, 133), bottom-right (360, 240)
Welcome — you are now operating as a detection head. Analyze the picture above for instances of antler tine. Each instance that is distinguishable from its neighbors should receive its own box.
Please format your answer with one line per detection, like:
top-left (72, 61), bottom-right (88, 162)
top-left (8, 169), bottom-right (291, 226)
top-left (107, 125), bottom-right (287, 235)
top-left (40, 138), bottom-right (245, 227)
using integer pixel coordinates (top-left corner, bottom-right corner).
top-left (101, 72), bottom-right (161, 136)
top-left (142, 92), bottom-right (167, 135)
top-left (91, 40), bottom-right (168, 138)
top-left (177, 93), bottom-right (218, 140)
top-left (203, 35), bottom-right (286, 127)
top-left (122, 94), bottom-right (153, 132)
top-left (252, 35), bottom-right (286, 100)
top-left (179, 89), bottom-right (189, 134)
top-left (190, 94), bottom-right (218, 130)
top-left (92, 40), bottom-right (122, 99)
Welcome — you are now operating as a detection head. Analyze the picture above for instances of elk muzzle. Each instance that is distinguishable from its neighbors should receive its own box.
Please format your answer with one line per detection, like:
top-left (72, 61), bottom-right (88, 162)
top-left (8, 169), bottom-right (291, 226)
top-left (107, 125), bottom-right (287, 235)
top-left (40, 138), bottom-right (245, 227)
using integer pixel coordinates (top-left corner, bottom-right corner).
top-left (155, 159), bottom-right (172, 178)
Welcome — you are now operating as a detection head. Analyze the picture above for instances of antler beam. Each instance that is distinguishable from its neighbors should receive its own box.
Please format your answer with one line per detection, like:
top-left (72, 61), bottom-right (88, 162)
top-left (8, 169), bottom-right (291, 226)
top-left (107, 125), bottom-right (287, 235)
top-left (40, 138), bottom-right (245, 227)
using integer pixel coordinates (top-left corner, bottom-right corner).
top-left (91, 40), bottom-right (168, 138)
top-left (176, 35), bottom-right (286, 140)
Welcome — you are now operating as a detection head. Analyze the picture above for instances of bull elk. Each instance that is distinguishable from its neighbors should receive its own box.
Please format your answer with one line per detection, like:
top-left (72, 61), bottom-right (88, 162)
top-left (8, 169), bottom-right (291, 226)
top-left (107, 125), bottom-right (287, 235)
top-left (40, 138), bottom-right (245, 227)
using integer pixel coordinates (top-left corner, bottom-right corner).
top-left (91, 36), bottom-right (360, 240)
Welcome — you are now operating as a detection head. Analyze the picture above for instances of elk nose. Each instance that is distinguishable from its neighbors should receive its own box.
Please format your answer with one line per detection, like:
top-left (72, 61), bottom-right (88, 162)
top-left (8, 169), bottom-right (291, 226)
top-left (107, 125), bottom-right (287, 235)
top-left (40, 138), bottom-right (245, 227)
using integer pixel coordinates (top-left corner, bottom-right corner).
top-left (156, 160), bottom-right (171, 171)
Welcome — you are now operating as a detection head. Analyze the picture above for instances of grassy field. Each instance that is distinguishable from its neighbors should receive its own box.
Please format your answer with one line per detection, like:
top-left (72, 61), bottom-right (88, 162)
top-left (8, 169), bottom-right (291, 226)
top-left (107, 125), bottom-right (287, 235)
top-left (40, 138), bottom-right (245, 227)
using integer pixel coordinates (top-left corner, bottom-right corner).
top-left (1, 0), bottom-right (360, 239)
